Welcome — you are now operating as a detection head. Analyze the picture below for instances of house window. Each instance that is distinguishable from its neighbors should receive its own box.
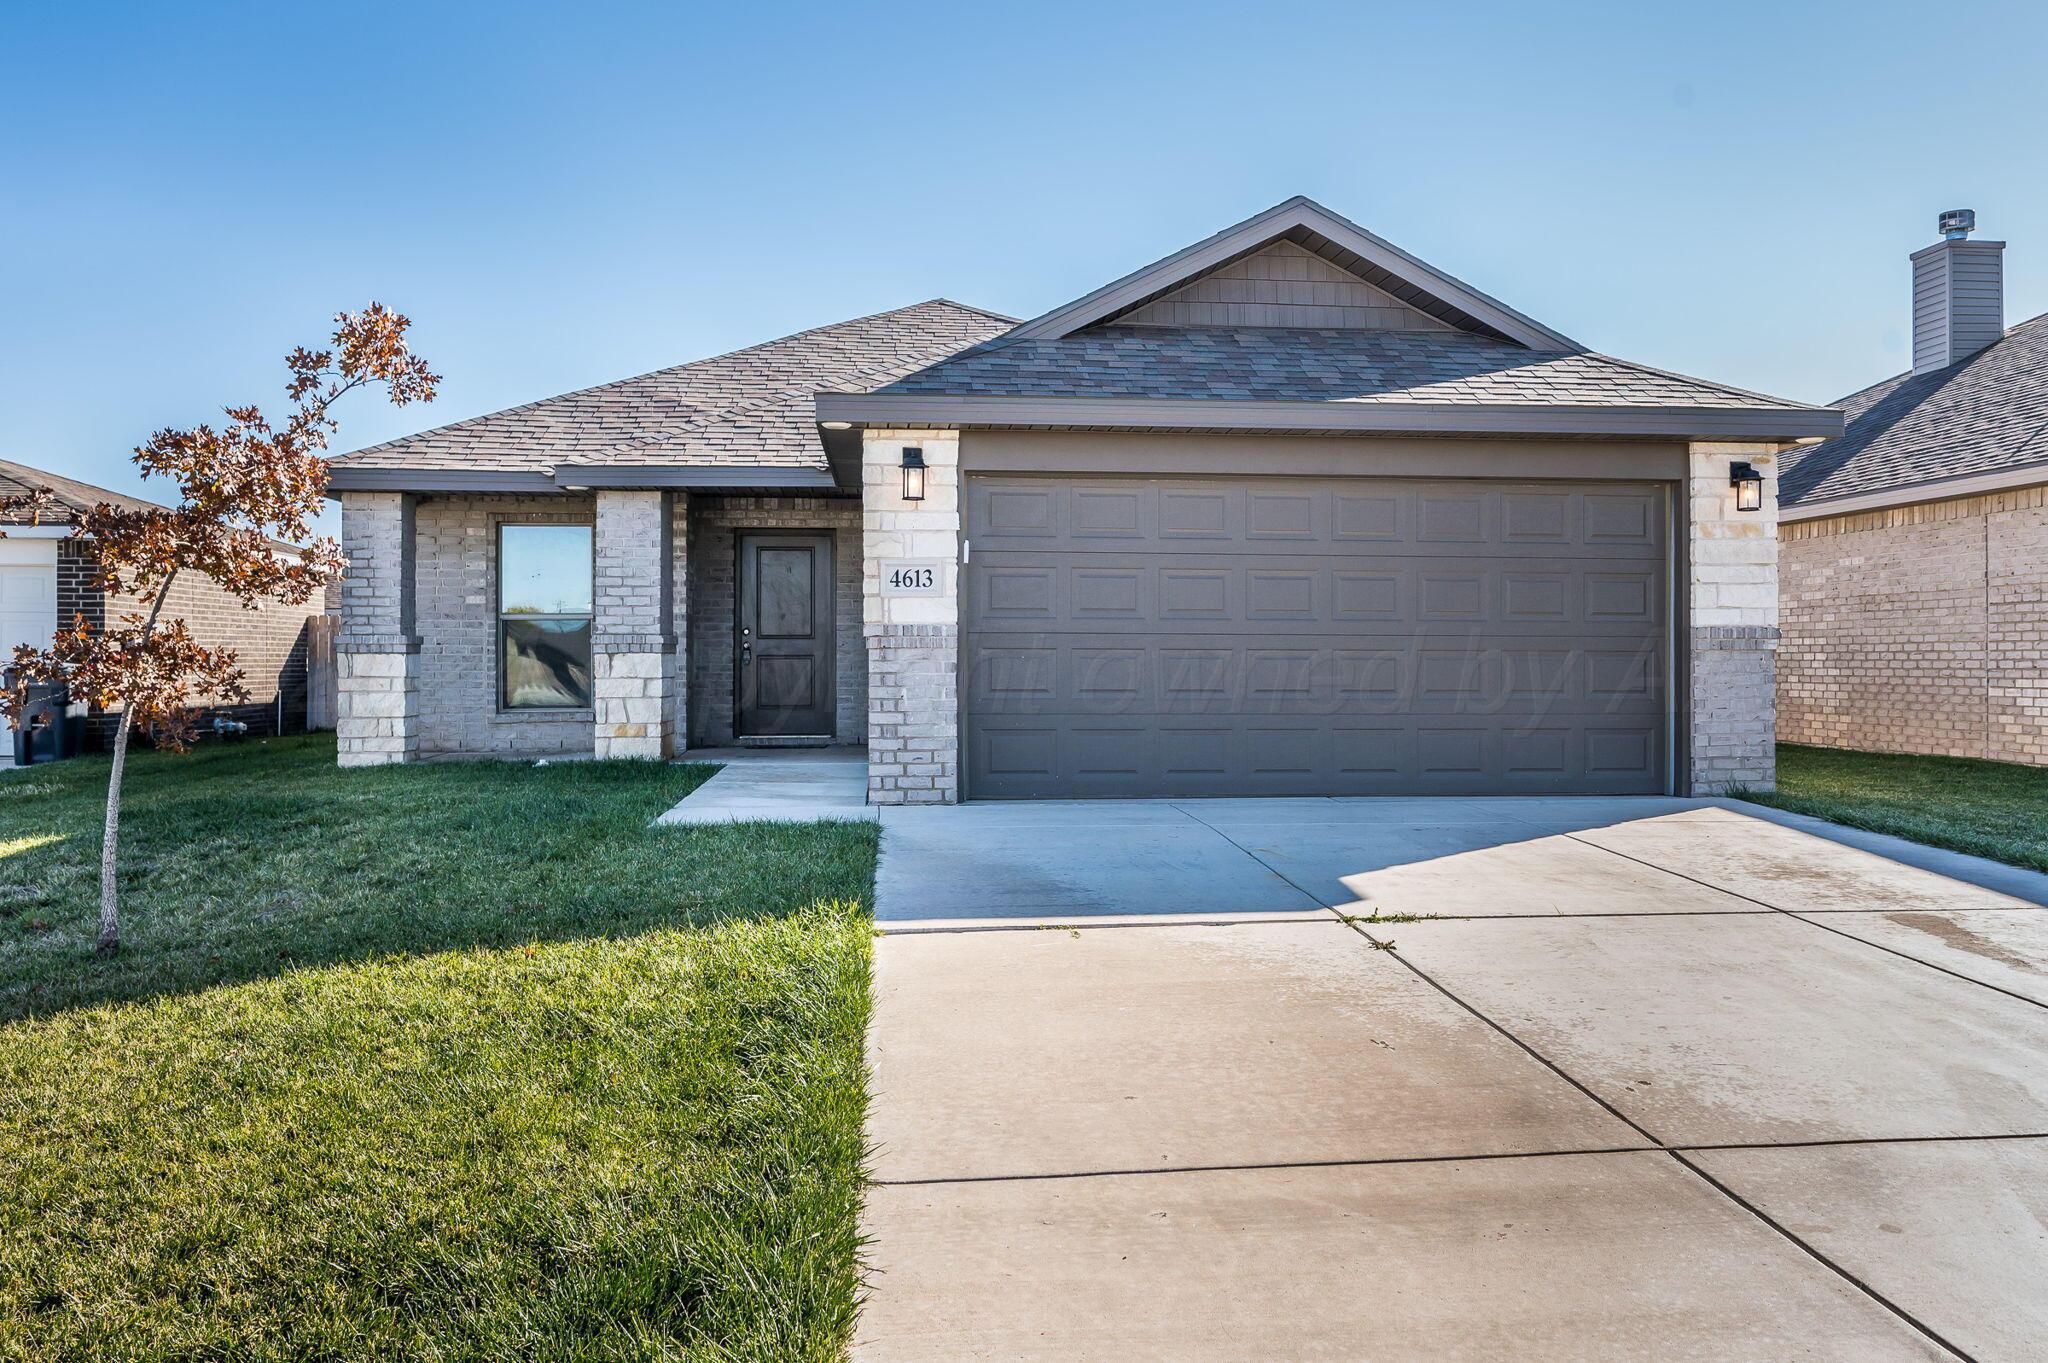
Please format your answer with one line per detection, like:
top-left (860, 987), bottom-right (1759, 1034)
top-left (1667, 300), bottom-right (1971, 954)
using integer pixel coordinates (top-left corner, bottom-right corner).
top-left (498, 523), bottom-right (593, 709)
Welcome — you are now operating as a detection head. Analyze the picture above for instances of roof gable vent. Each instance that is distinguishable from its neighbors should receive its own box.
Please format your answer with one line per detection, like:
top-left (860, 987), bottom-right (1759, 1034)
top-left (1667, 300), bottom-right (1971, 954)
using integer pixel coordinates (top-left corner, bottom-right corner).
top-left (1912, 209), bottom-right (2005, 374)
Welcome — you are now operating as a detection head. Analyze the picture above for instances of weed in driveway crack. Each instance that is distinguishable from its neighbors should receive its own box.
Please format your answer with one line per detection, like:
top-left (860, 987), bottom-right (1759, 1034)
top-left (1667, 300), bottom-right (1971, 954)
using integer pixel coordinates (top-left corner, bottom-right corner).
top-left (1336, 908), bottom-right (1436, 925)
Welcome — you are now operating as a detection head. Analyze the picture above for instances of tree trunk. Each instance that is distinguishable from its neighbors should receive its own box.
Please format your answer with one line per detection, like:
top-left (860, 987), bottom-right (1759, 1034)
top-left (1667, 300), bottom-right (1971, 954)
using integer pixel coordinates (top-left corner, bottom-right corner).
top-left (95, 569), bottom-right (176, 955)
top-left (97, 708), bottom-right (133, 952)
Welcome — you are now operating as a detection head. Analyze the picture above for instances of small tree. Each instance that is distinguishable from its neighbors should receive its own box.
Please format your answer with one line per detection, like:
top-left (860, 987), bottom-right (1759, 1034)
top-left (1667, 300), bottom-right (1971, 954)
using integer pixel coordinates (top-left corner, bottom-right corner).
top-left (0, 306), bottom-right (437, 952)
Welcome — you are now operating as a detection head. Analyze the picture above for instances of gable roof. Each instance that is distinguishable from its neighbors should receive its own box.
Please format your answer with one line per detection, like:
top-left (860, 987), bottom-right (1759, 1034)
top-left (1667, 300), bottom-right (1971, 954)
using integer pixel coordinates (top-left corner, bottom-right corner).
top-left (0, 458), bottom-right (163, 528)
top-left (1005, 196), bottom-right (1581, 350)
top-left (1780, 311), bottom-right (2048, 517)
top-left (818, 198), bottom-right (1839, 443)
top-left (330, 198), bottom-right (1842, 489)
top-left (328, 300), bottom-right (1013, 491)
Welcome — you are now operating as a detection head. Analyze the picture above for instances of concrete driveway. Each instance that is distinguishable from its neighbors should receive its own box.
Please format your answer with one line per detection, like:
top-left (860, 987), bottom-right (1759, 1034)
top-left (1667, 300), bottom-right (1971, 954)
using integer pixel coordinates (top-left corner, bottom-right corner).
top-left (858, 796), bottom-right (2048, 1361)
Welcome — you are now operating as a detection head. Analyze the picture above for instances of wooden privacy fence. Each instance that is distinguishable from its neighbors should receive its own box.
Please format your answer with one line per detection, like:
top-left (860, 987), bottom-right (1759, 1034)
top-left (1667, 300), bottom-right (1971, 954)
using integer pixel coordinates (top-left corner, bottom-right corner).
top-left (305, 614), bottom-right (337, 731)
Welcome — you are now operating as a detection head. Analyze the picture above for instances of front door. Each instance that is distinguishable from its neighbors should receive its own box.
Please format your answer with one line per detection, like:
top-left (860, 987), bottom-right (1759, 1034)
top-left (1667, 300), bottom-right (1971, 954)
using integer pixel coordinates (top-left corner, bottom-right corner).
top-left (736, 532), bottom-right (836, 737)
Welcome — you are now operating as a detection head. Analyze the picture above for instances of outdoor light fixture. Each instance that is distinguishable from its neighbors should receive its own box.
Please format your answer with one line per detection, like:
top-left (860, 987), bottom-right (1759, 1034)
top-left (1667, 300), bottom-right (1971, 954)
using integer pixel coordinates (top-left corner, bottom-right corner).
top-left (1729, 460), bottom-right (1764, 512)
top-left (900, 447), bottom-right (927, 501)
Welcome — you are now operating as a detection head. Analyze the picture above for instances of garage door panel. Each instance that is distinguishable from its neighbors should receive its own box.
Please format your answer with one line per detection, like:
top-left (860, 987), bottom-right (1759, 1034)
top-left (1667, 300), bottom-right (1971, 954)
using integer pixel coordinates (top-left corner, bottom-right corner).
top-left (967, 717), bottom-right (1667, 799)
top-left (968, 636), bottom-right (1664, 718)
top-left (964, 475), bottom-right (1670, 798)
top-left (970, 480), bottom-right (1666, 560)
top-left (969, 557), bottom-right (1666, 632)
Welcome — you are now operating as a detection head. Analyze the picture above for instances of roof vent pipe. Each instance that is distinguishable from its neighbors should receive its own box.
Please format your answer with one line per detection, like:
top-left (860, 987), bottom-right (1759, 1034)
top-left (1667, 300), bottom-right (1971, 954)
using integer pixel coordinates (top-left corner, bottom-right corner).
top-left (1911, 209), bottom-right (2004, 374)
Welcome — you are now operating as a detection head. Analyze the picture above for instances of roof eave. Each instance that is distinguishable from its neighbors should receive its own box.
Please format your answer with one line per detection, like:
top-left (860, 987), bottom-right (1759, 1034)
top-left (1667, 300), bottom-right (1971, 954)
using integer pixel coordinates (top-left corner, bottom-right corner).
top-left (814, 393), bottom-right (1844, 442)
top-left (550, 465), bottom-right (837, 491)
top-left (1782, 458), bottom-right (2048, 522)
top-left (324, 464), bottom-right (839, 497)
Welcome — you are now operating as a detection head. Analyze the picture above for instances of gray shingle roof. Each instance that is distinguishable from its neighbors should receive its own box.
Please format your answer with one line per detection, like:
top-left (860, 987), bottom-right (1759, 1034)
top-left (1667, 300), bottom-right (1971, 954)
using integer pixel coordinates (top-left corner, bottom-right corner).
top-left (333, 300), bottom-right (1014, 475)
top-left (858, 325), bottom-right (1825, 412)
top-left (1780, 312), bottom-right (2048, 508)
top-left (0, 458), bottom-right (163, 527)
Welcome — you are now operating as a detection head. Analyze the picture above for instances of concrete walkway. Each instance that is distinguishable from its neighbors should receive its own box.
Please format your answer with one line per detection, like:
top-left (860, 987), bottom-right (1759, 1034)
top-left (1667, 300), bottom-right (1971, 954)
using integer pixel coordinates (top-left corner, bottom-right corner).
top-left (655, 747), bottom-right (873, 824)
top-left (858, 796), bottom-right (2048, 1361)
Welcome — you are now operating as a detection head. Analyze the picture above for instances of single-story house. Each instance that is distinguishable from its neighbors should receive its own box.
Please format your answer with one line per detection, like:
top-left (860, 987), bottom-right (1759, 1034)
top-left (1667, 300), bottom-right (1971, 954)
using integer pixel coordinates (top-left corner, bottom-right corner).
top-left (0, 458), bottom-right (327, 745)
top-left (1779, 212), bottom-right (2047, 767)
top-left (326, 196), bottom-right (1839, 800)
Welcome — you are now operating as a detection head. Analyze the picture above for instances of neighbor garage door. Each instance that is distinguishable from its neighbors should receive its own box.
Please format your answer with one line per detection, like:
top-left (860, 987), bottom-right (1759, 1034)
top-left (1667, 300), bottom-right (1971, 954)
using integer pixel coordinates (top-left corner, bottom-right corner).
top-left (963, 475), bottom-right (1670, 798)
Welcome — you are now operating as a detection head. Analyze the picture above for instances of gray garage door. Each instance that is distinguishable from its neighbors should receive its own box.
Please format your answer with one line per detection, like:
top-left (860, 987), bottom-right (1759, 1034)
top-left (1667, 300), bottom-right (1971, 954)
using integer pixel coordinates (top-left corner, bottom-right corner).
top-left (963, 475), bottom-right (1671, 799)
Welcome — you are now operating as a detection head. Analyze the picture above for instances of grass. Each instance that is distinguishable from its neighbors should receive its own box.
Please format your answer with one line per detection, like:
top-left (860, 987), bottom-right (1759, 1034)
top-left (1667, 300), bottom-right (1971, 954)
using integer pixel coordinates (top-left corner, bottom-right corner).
top-left (0, 734), bottom-right (879, 1361)
top-left (1743, 743), bottom-right (2048, 874)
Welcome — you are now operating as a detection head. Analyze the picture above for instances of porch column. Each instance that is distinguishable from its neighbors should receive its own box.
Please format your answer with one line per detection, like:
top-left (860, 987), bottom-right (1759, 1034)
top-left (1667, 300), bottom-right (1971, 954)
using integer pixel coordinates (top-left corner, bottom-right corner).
top-left (669, 491), bottom-right (690, 750)
top-left (1687, 442), bottom-right (1780, 793)
top-left (592, 489), bottom-right (677, 759)
top-left (862, 429), bottom-right (961, 804)
top-left (335, 490), bottom-right (420, 767)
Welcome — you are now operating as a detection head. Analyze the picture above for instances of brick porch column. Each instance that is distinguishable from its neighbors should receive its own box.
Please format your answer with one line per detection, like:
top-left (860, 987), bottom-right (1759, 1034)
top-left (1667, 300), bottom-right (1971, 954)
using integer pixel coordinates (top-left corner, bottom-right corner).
top-left (1687, 442), bottom-right (1780, 793)
top-left (669, 491), bottom-right (690, 750)
top-left (863, 430), bottom-right (961, 804)
top-left (335, 490), bottom-right (420, 767)
top-left (592, 489), bottom-right (677, 759)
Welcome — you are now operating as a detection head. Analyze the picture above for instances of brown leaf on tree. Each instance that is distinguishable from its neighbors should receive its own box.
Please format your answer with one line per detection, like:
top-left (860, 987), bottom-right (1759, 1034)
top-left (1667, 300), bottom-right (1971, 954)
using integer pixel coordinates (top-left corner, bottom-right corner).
top-left (2, 304), bottom-right (435, 950)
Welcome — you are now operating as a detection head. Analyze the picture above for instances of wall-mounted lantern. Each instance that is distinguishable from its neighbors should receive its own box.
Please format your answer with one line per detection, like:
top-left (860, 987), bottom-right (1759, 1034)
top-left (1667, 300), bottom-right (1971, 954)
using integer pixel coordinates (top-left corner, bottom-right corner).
top-left (1729, 460), bottom-right (1764, 512)
top-left (901, 447), bottom-right (927, 502)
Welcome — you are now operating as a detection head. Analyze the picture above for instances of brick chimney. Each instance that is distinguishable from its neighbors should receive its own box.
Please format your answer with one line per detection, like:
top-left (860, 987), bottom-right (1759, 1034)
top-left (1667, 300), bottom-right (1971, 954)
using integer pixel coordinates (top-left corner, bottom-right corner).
top-left (1911, 209), bottom-right (2005, 374)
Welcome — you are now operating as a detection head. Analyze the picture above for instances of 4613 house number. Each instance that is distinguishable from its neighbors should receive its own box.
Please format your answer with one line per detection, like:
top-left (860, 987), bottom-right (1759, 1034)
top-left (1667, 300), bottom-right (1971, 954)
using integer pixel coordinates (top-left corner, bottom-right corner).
top-left (879, 559), bottom-right (943, 597)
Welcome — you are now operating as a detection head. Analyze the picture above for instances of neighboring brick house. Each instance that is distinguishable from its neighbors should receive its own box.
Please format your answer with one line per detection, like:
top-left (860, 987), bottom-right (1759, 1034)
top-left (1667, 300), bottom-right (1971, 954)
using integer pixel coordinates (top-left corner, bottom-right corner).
top-left (0, 459), bottom-right (327, 745)
top-left (327, 196), bottom-right (1838, 799)
top-left (1780, 212), bottom-right (2048, 767)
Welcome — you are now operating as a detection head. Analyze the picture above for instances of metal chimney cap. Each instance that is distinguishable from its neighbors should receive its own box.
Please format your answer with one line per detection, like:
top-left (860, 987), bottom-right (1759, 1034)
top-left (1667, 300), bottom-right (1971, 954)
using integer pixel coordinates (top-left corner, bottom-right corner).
top-left (1939, 208), bottom-right (1977, 240)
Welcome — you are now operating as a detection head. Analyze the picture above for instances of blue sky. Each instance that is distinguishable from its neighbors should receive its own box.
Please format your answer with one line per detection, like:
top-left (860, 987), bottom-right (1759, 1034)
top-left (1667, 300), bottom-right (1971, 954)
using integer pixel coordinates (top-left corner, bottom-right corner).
top-left (6, 0), bottom-right (2045, 529)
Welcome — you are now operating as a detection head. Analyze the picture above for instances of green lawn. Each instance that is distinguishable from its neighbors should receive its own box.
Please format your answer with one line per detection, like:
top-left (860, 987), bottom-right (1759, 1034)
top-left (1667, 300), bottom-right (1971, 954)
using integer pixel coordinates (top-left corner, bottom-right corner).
top-left (0, 735), bottom-right (878, 1361)
top-left (1746, 743), bottom-right (2048, 873)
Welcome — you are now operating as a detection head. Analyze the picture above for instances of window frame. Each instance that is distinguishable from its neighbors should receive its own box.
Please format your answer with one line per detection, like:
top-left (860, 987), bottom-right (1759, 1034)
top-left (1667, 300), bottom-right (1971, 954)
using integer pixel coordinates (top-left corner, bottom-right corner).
top-left (495, 519), bottom-right (597, 713)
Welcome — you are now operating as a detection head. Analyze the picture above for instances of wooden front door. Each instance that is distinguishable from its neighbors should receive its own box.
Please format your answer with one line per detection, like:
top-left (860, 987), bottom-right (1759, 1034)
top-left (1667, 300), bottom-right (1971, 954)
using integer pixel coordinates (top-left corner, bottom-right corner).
top-left (736, 532), bottom-right (835, 737)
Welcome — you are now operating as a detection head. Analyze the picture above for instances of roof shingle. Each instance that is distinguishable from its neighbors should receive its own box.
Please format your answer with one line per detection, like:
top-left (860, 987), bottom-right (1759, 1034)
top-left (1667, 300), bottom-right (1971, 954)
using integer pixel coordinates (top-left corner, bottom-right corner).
top-left (1781, 312), bottom-right (2048, 507)
top-left (332, 300), bottom-right (1014, 476)
top-left (857, 325), bottom-right (1825, 412)
top-left (0, 458), bottom-right (163, 527)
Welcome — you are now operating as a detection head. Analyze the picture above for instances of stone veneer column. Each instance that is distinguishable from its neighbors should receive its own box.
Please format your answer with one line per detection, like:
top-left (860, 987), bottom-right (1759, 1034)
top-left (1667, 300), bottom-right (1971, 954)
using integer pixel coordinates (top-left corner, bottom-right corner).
top-left (668, 491), bottom-right (690, 750)
top-left (592, 489), bottom-right (677, 759)
top-left (863, 430), bottom-right (961, 804)
top-left (1687, 442), bottom-right (1780, 793)
top-left (335, 490), bottom-right (420, 767)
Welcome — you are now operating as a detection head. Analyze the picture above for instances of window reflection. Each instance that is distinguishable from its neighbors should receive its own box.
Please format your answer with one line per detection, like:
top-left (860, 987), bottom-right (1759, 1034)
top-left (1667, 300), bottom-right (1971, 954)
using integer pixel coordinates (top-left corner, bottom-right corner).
top-left (498, 524), bottom-right (594, 709)
top-left (502, 618), bottom-right (592, 709)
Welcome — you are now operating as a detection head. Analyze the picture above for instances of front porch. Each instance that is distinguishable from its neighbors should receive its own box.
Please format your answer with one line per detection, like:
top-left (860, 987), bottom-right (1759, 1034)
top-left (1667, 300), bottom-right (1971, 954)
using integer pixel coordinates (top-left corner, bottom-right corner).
top-left (334, 489), bottom-right (866, 764)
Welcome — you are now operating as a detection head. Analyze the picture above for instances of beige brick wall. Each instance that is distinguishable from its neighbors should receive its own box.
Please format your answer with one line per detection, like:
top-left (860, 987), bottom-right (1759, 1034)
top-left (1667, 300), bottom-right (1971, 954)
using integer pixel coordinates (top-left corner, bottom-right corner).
top-left (1781, 483), bottom-right (2048, 766)
top-left (335, 490), bottom-right (419, 766)
top-left (862, 430), bottom-right (960, 803)
top-left (592, 489), bottom-right (675, 759)
top-left (1687, 443), bottom-right (1781, 793)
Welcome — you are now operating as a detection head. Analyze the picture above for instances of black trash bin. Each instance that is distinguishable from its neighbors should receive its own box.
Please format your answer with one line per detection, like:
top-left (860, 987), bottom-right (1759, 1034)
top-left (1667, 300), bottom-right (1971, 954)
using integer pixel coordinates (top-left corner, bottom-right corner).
top-left (7, 674), bottom-right (79, 766)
